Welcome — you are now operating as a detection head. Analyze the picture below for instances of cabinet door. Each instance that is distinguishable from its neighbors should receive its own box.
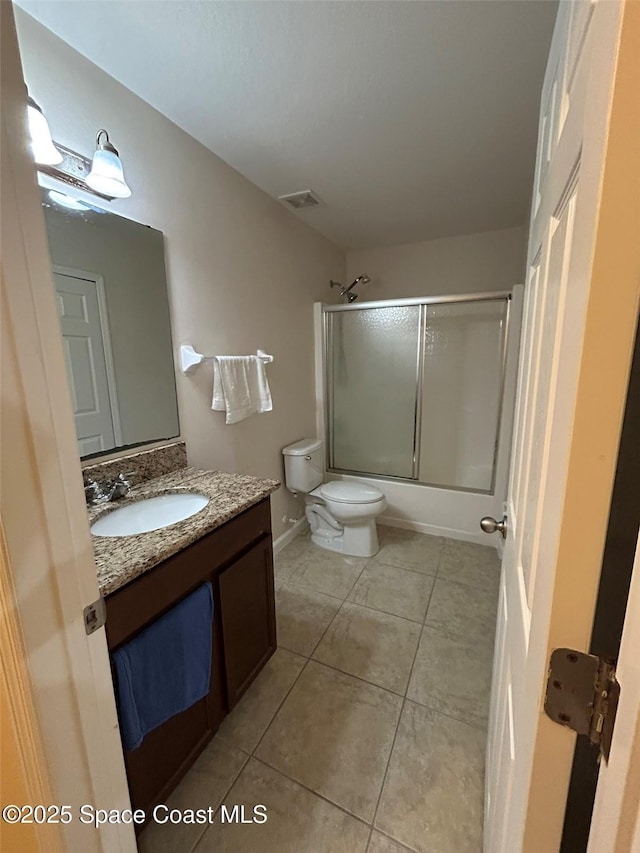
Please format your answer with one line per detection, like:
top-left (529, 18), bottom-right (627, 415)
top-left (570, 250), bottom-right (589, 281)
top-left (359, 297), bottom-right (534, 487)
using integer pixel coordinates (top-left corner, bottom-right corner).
top-left (218, 537), bottom-right (276, 707)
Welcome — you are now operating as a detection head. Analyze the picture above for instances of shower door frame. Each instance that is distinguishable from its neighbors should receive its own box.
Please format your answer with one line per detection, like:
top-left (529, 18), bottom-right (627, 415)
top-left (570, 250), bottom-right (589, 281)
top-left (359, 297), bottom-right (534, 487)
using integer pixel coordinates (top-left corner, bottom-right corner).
top-left (323, 290), bottom-right (513, 496)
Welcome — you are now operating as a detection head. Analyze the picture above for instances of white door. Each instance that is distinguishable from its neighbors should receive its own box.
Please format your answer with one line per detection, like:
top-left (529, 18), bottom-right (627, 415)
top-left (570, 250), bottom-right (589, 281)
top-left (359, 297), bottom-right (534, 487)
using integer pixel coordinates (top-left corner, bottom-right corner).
top-left (54, 269), bottom-right (118, 454)
top-left (3, 4), bottom-right (135, 849)
top-left (485, 1), bottom-right (630, 850)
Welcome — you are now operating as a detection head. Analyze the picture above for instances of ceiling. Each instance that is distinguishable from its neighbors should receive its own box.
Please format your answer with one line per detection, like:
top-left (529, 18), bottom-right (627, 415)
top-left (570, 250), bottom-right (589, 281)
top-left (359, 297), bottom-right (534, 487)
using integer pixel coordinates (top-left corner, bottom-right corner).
top-left (16, 0), bottom-right (557, 250)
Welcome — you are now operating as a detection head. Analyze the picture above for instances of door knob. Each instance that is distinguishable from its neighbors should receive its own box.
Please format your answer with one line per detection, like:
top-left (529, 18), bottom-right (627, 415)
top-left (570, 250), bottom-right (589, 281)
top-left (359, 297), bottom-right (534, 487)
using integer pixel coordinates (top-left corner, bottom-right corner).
top-left (480, 515), bottom-right (508, 539)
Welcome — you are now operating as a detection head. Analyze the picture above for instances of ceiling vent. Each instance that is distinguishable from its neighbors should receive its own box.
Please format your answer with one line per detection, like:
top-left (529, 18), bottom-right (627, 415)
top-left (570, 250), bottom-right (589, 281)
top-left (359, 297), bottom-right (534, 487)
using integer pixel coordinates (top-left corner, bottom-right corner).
top-left (278, 189), bottom-right (322, 210)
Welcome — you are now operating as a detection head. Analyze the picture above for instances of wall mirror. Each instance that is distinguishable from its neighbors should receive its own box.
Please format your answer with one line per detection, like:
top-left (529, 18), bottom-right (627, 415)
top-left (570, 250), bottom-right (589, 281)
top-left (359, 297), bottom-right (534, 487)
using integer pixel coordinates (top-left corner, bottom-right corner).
top-left (41, 189), bottom-right (180, 458)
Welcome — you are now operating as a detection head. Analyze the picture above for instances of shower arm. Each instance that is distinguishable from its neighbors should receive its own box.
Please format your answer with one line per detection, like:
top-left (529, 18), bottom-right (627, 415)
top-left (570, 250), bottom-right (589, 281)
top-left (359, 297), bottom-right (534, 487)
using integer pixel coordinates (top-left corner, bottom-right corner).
top-left (344, 276), bottom-right (363, 294)
top-left (329, 275), bottom-right (371, 300)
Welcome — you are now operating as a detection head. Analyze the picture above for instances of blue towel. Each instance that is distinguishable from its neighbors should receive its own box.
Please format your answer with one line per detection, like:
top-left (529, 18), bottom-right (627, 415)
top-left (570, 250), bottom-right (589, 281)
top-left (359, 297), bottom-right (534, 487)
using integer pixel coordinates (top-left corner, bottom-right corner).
top-left (111, 582), bottom-right (213, 751)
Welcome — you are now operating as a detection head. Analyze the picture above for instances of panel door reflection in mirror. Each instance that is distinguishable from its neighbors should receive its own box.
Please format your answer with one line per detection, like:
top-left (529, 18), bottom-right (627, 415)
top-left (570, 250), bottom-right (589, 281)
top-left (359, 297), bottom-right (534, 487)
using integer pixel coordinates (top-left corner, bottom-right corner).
top-left (41, 189), bottom-right (180, 458)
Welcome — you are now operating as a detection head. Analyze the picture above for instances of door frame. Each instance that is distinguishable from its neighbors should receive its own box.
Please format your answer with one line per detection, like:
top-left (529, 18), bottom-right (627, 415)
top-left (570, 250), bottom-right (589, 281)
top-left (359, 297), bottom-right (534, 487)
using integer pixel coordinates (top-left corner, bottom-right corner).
top-left (561, 319), bottom-right (640, 850)
top-left (53, 263), bottom-right (124, 448)
top-left (1, 3), bottom-right (135, 851)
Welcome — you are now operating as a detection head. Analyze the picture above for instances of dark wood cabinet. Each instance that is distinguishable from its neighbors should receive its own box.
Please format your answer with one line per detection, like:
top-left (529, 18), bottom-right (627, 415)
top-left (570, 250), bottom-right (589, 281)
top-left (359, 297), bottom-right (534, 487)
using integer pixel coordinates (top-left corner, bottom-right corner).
top-left (219, 537), bottom-right (276, 707)
top-left (104, 497), bottom-right (275, 823)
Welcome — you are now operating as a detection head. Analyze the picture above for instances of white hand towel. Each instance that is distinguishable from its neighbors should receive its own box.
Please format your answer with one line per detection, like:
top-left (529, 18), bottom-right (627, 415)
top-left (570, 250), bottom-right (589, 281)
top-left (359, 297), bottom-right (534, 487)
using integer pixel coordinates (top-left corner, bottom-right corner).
top-left (211, 359), bottom-right (227, 412)
top-left (250, 355), bottom-right (273, 414)
top-left (212, 355), bottom-right (272, 424)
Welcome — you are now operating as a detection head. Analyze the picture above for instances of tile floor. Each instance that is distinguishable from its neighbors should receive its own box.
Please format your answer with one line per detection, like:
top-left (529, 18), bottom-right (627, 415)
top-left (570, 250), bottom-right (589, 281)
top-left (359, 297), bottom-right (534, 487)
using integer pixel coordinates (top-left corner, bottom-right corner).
top-left (139, 526), bottom-right (500, 853)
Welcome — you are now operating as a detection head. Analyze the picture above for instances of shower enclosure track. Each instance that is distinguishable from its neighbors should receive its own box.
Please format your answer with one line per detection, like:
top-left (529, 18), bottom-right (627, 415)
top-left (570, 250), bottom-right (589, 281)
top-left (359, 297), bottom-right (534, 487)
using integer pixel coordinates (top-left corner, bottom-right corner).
top-left (322, 290), bottom-right (512, 312)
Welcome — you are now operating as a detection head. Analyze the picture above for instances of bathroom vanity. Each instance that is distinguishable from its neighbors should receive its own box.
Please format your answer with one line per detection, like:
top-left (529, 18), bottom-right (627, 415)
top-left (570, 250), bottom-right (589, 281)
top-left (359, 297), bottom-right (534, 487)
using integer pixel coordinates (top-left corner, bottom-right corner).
top-left (87, 458), bottom-right (279, 822)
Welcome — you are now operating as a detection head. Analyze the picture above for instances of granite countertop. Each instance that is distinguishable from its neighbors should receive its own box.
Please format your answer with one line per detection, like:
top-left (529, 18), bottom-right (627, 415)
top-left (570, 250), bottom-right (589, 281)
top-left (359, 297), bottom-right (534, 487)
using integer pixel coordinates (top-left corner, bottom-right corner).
top-left (90, 467), bottom-right (280, 595)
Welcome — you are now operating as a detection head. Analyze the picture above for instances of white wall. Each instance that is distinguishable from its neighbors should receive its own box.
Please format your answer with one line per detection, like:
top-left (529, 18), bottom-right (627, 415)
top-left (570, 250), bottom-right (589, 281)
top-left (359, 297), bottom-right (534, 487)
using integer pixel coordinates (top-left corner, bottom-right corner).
top-left (15, 10), bottom-right (346, 540)
top-left (347, 225), bottom-right (526, 300)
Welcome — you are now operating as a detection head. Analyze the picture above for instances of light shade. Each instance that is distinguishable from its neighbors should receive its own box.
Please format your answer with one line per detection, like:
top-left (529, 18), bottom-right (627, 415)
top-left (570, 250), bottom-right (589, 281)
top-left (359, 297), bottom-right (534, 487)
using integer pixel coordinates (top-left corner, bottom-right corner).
top-left (27, 97), bottom-right (62, 166)
top-left (86, 130), bottom-right (131, 199)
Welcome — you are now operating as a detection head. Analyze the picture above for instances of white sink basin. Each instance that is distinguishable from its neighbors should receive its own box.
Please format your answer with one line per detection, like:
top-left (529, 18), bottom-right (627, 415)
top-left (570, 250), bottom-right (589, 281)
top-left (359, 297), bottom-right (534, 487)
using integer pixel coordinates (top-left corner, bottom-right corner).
top-left (91, 493), bottom-right (209, 537)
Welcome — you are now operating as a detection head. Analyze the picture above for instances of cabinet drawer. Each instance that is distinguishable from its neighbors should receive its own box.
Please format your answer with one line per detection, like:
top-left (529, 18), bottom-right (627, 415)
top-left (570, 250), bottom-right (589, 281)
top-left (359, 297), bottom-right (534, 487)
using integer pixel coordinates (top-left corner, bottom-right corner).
top-left (106, 498), bottom-right (271, 649)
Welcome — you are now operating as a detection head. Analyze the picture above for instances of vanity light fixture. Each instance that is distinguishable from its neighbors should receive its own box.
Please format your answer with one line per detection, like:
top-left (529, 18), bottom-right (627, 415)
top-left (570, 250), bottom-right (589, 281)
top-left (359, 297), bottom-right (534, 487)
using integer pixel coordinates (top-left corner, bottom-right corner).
top-left (86, 129), bottom-right (132, 199)
top-left (27, 96), bottom-right (131, 202)
top-left (37, 142), bottom-right (114, 202)
top-left (26, 95), bottom-right (62, 166)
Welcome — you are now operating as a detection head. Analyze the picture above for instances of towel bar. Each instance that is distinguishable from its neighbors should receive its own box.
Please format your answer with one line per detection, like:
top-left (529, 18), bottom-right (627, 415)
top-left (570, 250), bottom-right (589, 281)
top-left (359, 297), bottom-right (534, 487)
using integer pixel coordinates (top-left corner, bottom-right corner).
top-left (180, 344), bottom-right (274, 375)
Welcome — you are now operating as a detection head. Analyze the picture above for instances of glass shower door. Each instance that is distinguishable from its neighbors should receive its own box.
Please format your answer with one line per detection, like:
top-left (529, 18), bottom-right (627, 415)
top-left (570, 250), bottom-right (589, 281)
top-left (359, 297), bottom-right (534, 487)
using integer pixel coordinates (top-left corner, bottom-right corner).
top-left (418, 298), bottom-right (508, 491)
top-left (328, 305), bottom-right (421, 478)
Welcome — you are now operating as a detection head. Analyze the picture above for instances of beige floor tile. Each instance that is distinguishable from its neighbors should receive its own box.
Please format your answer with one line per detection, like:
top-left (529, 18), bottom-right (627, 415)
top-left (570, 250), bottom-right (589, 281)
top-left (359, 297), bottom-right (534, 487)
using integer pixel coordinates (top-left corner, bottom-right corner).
top-left (373, 527), bottom-right (443, 575)
top-left (138, 738), bottom-right (248, 853)
top-left (375, 702), bottom-right (485, 853)
top-left (348, 562), bottom-right (435, 623)
top-left (196, 758), bottom-right (370, 852)
top-left (313, 602), bottom-right (421, 694)
top-left (439, 540), bottom-right (501, 593)
top-left (425, 578), bottom-right (497, 644)
top-left (368, 830), bottom-right (416, 853)
top-left (276, 583), bottom-right (342, 657)
top-left (279, 531), bottom-right (312, 558)
top-left (256, 660), bottom-right (402, 821)
top-left (292, 546), bottom-right (368, 599)
top-left (217, 648), bottom-right (306, 753)
top-left (274, 544), bottom-right (309, 586)
top-left (407, 626), bottom-right (493, 729)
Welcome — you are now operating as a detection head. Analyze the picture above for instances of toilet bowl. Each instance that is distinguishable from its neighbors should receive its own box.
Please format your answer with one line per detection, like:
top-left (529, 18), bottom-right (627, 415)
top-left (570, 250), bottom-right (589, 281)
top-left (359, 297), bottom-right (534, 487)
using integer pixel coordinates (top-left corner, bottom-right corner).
top-left (282, 439), bottom-right (386, 558)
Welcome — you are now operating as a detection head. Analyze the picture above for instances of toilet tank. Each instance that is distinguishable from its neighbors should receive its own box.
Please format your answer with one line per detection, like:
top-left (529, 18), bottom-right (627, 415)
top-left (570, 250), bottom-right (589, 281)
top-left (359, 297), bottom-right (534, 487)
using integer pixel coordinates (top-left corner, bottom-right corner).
top-left (282, 438), bottom-right (324, 493)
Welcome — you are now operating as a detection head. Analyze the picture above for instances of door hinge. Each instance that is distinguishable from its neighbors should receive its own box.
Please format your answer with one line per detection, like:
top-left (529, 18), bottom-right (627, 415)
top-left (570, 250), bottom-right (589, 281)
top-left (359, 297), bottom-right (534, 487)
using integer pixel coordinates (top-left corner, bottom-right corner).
top-left (83, 597), bottom-right (106, 636)
top-left (544, 648), bottom-right (620, 762)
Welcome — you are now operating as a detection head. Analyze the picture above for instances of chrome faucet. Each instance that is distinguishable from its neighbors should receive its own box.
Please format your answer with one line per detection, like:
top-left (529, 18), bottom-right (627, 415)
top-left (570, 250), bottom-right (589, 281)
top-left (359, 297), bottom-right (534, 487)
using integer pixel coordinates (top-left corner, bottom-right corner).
top-left (105, 472), bottom-right (133, 501)
top-left (84, 472), bottom-right (133, 506)
top-left (84, 479), bottom-right (105, 506)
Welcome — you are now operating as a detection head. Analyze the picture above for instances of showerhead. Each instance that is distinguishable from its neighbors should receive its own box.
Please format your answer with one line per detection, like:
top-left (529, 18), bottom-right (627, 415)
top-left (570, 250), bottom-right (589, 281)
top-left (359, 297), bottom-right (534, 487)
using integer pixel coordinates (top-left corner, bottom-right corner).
top-left (329, 273), bottom-right (371, 303)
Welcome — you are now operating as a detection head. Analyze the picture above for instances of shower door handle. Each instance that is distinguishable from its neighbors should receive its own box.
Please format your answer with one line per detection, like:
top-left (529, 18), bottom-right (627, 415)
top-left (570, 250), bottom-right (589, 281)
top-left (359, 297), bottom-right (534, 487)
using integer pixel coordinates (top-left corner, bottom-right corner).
top-left (480, 515), bottom-right (508, 539)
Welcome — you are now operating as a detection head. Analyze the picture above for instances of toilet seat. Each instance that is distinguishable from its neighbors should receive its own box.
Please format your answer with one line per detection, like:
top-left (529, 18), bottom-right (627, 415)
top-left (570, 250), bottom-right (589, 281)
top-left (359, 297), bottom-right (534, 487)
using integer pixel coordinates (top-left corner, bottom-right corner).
top-left (319, 481), bottom-right (384, 505)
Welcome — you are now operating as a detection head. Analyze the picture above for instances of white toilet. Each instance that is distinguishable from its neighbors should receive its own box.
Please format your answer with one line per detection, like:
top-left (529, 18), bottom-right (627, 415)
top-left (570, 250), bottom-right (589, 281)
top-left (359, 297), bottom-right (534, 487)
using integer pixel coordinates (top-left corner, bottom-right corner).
top-left (282, 438), bottom-right (387, 558)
